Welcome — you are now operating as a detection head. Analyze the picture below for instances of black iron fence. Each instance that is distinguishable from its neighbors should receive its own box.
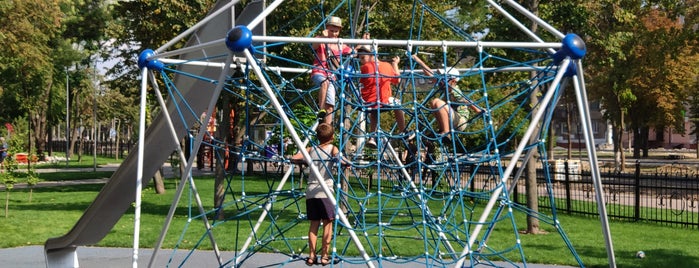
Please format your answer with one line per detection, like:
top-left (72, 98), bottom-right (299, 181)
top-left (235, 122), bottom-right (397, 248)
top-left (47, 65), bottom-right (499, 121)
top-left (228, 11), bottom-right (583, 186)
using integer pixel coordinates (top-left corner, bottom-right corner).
top-left (507, 161), bottom-right (699, 229)
top-left (40, 138), bottom-right (699, 229)
top-left (45, 140), bottom-right (133, 159)
top-left (295, 159), bottom-right (699, 229)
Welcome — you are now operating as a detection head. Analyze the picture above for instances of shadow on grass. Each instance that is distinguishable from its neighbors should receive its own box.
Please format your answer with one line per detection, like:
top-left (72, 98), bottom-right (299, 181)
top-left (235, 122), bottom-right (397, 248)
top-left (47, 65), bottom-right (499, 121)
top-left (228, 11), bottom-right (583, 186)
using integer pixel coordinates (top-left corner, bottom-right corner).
top-left (10, 196), bottom-right (97, 212)
top-left (37, 171), bottom-right (114, 182)
top-left (529, 243), bottom-right (699, 268)
top-left (614, 248), bottom-right (699, 268)
top-left (30, 184), bottom-right (106, 193)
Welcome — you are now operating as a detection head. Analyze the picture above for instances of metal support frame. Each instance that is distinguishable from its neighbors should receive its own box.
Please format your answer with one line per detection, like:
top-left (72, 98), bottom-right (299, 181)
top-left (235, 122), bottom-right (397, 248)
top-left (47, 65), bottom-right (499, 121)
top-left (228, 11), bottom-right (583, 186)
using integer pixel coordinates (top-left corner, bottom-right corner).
top-left (49, 1), bottom-right (617, 267)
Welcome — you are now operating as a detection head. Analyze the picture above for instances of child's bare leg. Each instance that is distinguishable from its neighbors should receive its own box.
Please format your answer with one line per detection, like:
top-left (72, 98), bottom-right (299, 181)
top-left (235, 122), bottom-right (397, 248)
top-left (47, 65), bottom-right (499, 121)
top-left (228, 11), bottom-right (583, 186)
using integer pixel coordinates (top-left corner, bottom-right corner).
top-left (368, 112), bottom-right (378, 133)
top-left (320, 219), bottom-right (333, 259)
top-left (394, 109), bottom-right (406, 132)
top-left (308, 220), bottom-right (321, 259)
top-left (324, 105), bottom-right (334, 125)
top-left (318, 80), bottom-right (329, 112)
top-left (430, 98), bottom-right (450, 134)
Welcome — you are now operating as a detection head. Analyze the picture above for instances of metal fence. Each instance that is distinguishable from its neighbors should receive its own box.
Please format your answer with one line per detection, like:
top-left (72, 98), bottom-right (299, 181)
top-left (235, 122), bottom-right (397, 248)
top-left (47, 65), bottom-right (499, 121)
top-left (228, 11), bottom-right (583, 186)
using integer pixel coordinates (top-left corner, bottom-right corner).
top-left (40, 138), bottom-right (699, 229)
top-left (508, 161), bottom-right (699, 229)
top-left (268, 158), bottom-right (699, 229)
top-left (45, 140), bottom-right (133, 159)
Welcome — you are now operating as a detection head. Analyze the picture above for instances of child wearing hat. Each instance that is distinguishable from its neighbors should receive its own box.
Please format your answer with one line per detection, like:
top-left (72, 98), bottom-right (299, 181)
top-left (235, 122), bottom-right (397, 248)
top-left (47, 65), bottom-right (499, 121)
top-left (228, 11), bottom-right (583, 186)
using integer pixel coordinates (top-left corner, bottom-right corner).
top-left (412, 54), bottom-right (482, 141)
top-left (311, 16), bottom-right (352, 125)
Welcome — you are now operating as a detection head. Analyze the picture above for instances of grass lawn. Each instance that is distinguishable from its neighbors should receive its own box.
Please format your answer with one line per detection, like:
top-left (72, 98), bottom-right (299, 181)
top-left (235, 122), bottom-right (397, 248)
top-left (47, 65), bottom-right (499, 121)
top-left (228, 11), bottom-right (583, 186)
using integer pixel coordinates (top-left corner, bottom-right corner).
top-left (28, 154), bottom-right (122, 169)
top-left (1, 172), bottom-right (699, 268)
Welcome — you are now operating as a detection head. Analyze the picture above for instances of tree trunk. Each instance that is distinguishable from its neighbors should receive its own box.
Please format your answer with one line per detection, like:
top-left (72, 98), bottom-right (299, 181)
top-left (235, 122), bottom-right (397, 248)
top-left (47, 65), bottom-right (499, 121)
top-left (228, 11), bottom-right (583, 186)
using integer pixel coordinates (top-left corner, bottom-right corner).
top-left (613, 125), bottom-right (622, 172)
top-left (31, 112), bottom-right (48, 161)
top-left (77, 131), bottom-right (83, 162)
top-left (115, 120), bottom-right (121, 160)
top-left (33, 81), bottom-right (52, 160)
top-left (633, 127), bottom-right (641, 158)
top-left (524, 93), bottom-right (541, 235)
top-left (524, 155), bottom-right (543, 234)
top-left (214, 97), bottom-right (233, 220)
top-left (641, 126), bottom-right (649, 157)
top-left (523, 0), bottom-right (541, 235)
top-left (152, 169), bottom-right (166, 194)
top-left (619, 112), bottom-right (626, 171)
top-left (612, 108), bottom-right (626, 172)
top-left (214, 162), bottom-right (226, 220)
top-left (548, 120), bottom-right (555, 160)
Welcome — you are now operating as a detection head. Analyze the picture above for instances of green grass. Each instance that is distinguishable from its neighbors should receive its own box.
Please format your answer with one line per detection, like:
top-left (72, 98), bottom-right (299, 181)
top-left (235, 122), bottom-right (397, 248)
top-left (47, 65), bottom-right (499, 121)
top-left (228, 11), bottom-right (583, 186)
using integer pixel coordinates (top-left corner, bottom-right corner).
top-left (34, 171), bottom-right (114, 182)
top-left (1, 173), bottom-right (699, 268)
top-left (30, 154), bottom-right (122, 169)
top-left (6, 154), bottom-right (117, 183)
top-left (540, 195), bottom-right (699, 227)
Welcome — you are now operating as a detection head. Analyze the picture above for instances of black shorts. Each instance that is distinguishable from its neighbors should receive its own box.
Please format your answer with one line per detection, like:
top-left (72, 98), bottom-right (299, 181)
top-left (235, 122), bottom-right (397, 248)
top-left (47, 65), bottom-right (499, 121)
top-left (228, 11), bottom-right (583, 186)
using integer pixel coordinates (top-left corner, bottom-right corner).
top-left (306, 198), bottom-right (335, 221)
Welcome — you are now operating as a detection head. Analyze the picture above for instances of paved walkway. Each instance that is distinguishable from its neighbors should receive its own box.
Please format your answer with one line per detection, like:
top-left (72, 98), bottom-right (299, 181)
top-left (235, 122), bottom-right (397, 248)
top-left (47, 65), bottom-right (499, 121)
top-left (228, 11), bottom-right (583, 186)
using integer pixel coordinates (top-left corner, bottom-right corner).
top-left (3, 246), bottom-right (576, 268)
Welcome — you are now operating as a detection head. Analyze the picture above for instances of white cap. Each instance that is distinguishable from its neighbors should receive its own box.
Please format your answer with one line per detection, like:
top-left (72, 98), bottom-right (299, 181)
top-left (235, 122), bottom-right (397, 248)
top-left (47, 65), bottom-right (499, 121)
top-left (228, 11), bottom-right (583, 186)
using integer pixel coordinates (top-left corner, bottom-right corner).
top-left (437, 68), bottom-right (460, 81)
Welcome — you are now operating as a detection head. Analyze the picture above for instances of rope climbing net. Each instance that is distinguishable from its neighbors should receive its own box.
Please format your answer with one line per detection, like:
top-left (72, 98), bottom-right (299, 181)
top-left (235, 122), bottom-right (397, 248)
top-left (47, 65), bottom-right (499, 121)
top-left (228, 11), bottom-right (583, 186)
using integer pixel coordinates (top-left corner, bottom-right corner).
top-left (134, 1), bottom-right (606, 267)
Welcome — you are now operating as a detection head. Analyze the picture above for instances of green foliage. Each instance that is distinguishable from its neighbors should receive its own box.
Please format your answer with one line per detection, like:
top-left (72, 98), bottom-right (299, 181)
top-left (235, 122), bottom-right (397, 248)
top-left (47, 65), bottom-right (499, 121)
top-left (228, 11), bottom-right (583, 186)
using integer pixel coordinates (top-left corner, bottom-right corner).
top-left (6, 116), bottom-right (29, 154)
top-left (266, 103), bottom-right (317, 154)
top-left (0, 172), bottom-right (16, 191)
top-left (0, 0), bottom-right (62, 122)
top-left (105, 0), bottom-right (218, 99)
top-left (25, 171), bottom-right (39, 187)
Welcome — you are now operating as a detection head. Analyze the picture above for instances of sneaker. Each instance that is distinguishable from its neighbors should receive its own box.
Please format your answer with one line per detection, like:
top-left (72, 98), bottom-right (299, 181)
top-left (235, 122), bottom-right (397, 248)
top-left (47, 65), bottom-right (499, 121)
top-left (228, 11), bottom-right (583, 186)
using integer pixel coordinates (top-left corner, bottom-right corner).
top-left (402, 131), bottom-right (416, 141)
top-left (441, 135), bottom-right (452, 144)
top-left (317, 109), bottom-right (327, 121)
top-left (366, 138), bottom-right (377, 148)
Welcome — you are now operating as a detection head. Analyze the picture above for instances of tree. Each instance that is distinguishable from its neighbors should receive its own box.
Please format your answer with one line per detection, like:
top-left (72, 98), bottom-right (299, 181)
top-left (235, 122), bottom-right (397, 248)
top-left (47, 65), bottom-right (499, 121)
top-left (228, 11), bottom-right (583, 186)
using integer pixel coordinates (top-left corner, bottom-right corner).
top-left (584, 1), bottom-right (698, 163)
top-left (0, 0), bottom-right (63, 167)
top-left (524, 0), bottom-right (544, 235)
top-left (60, 0), bottom-right (111, 161)
top-left (625, 8), bottom-right (695, 157)
top-left (583, 1), bottom-right (647, 168)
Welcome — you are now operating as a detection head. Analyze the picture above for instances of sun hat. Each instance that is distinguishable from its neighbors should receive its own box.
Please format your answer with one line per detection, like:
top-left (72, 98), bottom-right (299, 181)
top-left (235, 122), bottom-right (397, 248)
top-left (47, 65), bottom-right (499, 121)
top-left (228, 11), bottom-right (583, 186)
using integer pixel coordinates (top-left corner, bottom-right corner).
top-left (327, 16), bottom-right (343, 28)
top-left (356, 45), bottom-right (373, 54)
top-left (437, 68), bottom-right (460, 81)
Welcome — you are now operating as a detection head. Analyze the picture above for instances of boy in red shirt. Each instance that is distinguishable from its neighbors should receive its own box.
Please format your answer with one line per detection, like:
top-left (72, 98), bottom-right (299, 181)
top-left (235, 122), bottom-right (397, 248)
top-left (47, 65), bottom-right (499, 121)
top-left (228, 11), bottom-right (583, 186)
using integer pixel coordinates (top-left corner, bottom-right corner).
top-left (357, 45), bottom-right (413, 147)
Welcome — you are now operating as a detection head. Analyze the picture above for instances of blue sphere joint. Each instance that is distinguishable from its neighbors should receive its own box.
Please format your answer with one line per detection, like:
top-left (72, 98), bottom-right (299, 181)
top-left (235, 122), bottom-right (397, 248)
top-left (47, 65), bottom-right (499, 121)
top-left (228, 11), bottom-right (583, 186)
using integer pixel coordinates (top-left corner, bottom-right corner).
top-left (562, 33), bottom-right (586, 59)
top-left (226, 25), bottom-right (253, 52)
top-left (138, 49), bottom-right (155, 69)
top-left (552, 33), bottom-right (586, 64)
top-left (146, 58), bottom-right (164, 71)
top-left (138, 49), bottom-right (164, 71)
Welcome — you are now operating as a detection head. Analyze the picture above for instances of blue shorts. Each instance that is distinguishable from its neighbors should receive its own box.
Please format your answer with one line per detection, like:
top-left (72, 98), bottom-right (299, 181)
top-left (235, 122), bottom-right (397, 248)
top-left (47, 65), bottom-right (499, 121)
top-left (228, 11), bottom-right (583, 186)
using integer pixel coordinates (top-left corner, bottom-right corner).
top-left (312, 74), bottom-right (336, 107)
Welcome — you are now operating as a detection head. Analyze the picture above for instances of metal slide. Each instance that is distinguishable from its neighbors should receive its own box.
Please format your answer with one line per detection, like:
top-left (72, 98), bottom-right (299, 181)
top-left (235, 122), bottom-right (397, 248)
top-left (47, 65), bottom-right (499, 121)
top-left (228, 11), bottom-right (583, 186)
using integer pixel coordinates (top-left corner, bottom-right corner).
top-left (44, 1), bottom-right (263, 266)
